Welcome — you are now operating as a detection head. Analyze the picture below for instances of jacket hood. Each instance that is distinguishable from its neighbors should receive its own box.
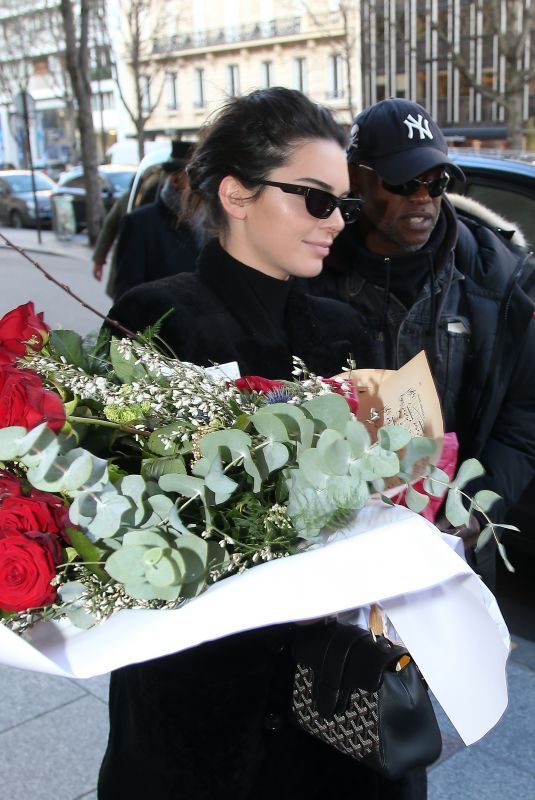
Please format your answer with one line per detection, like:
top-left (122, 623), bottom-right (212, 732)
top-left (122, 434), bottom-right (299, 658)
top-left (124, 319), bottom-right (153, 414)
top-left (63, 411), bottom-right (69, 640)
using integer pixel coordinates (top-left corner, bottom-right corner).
top-left (447, 192), bottom-right (527, 249)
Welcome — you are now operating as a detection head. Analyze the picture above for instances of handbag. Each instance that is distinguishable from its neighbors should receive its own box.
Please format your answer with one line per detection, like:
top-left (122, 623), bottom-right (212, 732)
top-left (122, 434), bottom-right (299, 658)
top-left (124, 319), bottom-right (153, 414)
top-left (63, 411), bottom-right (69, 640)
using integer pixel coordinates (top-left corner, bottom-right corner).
top-left (290, 617), bottom-right (442, 780)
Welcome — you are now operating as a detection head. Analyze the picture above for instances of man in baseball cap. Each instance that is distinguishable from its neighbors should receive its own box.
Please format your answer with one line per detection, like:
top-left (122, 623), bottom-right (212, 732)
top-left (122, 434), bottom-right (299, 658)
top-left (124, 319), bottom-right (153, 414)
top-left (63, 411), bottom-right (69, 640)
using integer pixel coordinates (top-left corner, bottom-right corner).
top-left (310, 98), bottom-right (535, 606)
top-left (347, 97), bottom-right (465, 186)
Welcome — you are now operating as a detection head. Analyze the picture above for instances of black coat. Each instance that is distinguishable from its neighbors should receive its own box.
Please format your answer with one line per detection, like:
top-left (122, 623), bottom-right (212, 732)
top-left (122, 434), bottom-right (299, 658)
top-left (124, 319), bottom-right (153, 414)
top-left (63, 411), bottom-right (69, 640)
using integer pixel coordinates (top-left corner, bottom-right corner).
top-left (98, 241), bottom-right (425, 800)
top-left (112, 197), bottom-right (201, 302)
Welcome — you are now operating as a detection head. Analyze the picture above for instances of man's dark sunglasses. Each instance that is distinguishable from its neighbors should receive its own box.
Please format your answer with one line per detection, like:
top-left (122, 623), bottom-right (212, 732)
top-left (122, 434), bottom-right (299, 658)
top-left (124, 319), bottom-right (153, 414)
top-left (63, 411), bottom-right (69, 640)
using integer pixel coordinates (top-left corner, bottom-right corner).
top-left (358, 164), bottom-right (450, 198)
top-left (255, 179), bottom-right (361, 223)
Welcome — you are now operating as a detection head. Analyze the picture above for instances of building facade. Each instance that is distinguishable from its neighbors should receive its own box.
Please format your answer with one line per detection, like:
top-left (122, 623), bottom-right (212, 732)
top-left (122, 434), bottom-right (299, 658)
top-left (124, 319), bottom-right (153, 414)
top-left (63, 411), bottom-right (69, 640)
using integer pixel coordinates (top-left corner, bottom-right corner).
top-left (123, 0), bottom-right (361, 142)
top-left (360, 0), bottom-right (535, 147)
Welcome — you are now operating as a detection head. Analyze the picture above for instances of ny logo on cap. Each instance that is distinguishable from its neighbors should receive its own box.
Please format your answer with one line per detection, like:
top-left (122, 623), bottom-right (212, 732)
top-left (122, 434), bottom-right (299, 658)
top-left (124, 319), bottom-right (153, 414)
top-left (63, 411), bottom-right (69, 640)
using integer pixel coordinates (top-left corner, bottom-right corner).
top-left (403, 114), bottom-right (433, 140)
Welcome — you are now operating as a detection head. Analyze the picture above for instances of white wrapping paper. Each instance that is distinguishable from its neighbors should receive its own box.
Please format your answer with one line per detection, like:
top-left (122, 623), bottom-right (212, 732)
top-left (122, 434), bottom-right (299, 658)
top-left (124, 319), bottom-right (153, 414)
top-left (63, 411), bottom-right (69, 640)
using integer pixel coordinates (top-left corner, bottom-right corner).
top-left (0, 504), bottom-right (509, 746)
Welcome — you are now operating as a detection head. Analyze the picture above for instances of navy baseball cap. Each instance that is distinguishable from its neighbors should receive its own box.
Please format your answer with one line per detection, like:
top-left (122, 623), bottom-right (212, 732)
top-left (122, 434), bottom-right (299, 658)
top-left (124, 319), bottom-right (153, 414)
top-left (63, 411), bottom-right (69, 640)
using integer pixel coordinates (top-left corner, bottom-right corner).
top-left (347, 98), bottom-right (465, 184)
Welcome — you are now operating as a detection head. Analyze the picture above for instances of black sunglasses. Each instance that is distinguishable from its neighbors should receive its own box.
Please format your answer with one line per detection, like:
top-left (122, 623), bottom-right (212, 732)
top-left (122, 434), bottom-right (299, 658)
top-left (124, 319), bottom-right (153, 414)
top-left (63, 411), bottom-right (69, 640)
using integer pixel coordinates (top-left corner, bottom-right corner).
top-left (255, 179), bottom-right (361, 223)
top-left (358, 164), bottom-right (450, 198)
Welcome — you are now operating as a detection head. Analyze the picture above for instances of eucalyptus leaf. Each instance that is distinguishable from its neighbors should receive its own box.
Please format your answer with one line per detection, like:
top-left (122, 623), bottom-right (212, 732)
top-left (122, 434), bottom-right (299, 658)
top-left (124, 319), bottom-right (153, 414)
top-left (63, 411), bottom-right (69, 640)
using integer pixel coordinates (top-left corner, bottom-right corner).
top-left (472, 489), bottom-right (501, 513)
top-left (497, 540), bottom-right (515, 572)
top-left (0, 425), bottom-right (28, 459)
top-left (258, 441), bottom-right (289, 474)
top-left (296, 449), bottom-right (328, 489)
top-left (444, 489), bottom-right (470, 527)
top-left (159, 473), bottom-right (206, 499)
top-left (203, 455), bottom-right (239, 502)
top-left (250, 410), bottom-right (290, 443)
top-left (423, 466), bottom-right (450, 497)
top-left (451, 458), bottom-right (485, 489)
top-left (400, 437), bottom-right (437, 474)
top-left (405, 485), bottom-right (430, 513)
top-left (475, 525), bottom-right (495, 552)
top-left (377, 425), bottom-right (412, 452)
top-left (359, 448), bottom-right (400, 480)
top-left (302, 393), bottom-right (351, 434)
top-left (345, 420), bottom-right (370, 458)
top-left (317, 432), bottom-right (351, 476)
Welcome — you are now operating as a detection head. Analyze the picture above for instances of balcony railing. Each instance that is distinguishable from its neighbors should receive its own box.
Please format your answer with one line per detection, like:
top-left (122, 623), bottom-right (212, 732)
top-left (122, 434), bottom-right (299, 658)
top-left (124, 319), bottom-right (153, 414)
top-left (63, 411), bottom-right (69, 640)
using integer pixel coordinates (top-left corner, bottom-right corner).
top-left (152, 17), bottom-right (302, 54)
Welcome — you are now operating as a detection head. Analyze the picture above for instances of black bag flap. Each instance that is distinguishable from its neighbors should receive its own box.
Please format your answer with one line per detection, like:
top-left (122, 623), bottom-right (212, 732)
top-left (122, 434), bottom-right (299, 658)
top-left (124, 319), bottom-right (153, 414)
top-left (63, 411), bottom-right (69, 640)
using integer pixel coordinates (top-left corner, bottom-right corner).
top-left (292, 622), bottom-right (410, 718)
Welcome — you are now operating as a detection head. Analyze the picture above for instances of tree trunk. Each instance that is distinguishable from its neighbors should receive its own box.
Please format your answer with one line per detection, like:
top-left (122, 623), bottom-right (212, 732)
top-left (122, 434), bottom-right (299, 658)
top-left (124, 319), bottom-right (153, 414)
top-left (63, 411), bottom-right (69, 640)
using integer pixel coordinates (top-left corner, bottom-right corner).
top-left (60, 0), bottom-right (104, 246)
top-left (507, 93), bottom-right (525, 150)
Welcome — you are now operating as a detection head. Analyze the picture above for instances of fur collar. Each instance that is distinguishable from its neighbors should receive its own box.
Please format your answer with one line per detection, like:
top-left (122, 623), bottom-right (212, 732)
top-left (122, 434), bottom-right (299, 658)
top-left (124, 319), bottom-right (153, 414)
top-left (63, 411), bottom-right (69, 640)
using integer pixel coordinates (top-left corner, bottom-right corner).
top-left (447, 192), bottom-right (527, 249)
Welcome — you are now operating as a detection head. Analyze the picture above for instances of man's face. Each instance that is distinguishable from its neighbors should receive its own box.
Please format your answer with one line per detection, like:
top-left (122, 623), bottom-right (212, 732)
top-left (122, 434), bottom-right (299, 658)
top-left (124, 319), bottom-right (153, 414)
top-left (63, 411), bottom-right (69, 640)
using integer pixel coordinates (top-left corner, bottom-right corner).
top-left (349, 162), bottom-right (444, 256)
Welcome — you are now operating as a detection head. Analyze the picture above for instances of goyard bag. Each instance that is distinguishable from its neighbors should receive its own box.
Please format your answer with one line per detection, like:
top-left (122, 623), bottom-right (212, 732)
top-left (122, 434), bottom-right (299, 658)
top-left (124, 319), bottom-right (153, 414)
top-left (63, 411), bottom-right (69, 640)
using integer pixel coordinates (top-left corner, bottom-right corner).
top-left (291, 620), bottom-right (442, 780)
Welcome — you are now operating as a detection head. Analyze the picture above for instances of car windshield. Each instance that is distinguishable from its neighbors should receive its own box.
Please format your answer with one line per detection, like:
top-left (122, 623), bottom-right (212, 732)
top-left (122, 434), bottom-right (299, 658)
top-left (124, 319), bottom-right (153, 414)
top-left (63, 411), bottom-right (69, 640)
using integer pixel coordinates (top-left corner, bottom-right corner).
top-left (107, 171), bottom-right (134, 193)
top-left (2, 173), bottom-right (55, 192)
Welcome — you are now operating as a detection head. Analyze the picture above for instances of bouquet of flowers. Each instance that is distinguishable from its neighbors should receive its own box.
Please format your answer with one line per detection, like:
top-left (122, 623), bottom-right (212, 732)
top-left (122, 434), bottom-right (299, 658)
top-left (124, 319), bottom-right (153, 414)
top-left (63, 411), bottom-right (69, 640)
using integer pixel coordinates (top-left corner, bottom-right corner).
top-left (0, 301), bottom-right (507, 635)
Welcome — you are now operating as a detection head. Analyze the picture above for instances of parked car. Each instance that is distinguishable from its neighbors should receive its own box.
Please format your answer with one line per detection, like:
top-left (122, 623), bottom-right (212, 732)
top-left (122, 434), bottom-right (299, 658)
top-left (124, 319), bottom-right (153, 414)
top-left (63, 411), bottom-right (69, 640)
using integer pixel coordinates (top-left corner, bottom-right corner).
top-left (52, 164), bottom-right (136, 231)
top-left (446, 151), bottom-right (535, 557)
top-left (447, 152), bottom-right (535, 249)
top-left (0, 169), bottom-right (56, 228)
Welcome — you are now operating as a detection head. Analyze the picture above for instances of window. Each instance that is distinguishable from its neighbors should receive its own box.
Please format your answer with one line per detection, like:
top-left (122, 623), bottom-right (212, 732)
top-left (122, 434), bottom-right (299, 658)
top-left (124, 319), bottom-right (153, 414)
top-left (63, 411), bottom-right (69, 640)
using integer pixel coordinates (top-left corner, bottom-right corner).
top-left (293, 57), bottom-right (307, 93)
top-left (140, 75), bottom-right (151, 113)
top-left (261, 60), bottom-right (273, 88)
top-left (226, 64), bottom-right (240, 97)
top-left (166, 72), bottom-right (178, 111)
top-left (327, 54), bottom-right (344, 99)
top-left (194, 67), bottom-right (206, 108)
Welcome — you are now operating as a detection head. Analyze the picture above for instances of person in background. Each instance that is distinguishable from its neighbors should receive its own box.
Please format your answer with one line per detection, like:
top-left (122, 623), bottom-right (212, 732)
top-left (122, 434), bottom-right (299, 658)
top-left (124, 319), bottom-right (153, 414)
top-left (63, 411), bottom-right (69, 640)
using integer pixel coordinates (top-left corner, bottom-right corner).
top-left (111, 140), bottom-right (202, 302)
top-left (98, 87), bottom-right (425, 800)
top-left (309, 97), bottom-right (535, 589)
top-left (92, 182), bottom-right (132, 298)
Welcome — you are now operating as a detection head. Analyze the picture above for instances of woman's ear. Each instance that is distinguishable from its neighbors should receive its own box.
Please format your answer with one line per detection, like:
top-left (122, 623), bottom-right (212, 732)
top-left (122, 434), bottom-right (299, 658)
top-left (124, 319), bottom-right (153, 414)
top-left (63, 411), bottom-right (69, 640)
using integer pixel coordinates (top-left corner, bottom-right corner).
top-left (219, 176), bottom-right (249, 220)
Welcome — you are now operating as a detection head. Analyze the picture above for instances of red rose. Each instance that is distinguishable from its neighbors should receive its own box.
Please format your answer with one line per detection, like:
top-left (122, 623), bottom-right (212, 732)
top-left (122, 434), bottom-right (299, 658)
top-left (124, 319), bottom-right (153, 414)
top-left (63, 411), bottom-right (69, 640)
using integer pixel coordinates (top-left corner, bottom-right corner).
top-left (0, 529), bottom-right (62, 612)
top-left (0, 470), bottom-right (23, 499)
top-left (235, 376), bottom-right (285, 394)
top-left (323, 377), bottom-right (360, 415)
top-left (0, 302), bottom-right (49, 365)
top-left (0, 494), bottom-right (69, 541)
top-left (0, 364), bottom-right (65, 433)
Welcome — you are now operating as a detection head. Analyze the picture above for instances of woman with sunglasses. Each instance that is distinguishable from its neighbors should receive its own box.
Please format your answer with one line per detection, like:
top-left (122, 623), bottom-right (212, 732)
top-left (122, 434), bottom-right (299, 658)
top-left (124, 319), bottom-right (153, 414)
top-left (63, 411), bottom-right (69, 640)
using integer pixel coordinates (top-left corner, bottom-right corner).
top-left (98, 87), bottom-right (415, 800)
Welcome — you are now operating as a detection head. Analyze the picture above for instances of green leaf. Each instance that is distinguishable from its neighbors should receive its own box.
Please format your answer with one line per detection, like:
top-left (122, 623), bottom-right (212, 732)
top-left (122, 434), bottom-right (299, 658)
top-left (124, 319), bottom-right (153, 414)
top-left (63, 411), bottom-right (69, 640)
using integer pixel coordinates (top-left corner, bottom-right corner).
top-left (445, 489), bottom-right (470, 527)
top-left (345, 420), bottom-right (370, 458)
top-left (497, 540), bottom-right (515, 572)
top-left (141, 456), bottom-right (186, 480)
top-left (359, 447), bottom-right (400, 480)
top-left (400, 437), bottom-right (437, 474)
top-left (50, 330), bottom-right (87, 369)
top-left (451, 458), bottom-right (485, 489)
top-left (66, 527), bottom-right (107, 580)
top-left (317, 430), bottom-right (350, 475)
top-left (297, 449), bottom-right (328, 489)
top-left (203, 455), bottom-right (239, 502)
top-left (147, 423), bottom-right (184, 456)
top-left (0, 425), bottom-right (28, 459)
top-left (423, 466), bottom-right (450, 497)
top-left (251, 410), bottom-right (290, 442)
top-left (259, 441), bottom-right (289, 474)
top-left (475, 525), bottom-right (495, 551)
top-left (405, 485), bottom-right (430, 513)
top-left (472, 489), bottom-right (501, 513)
top-left (109, 337), bottom-right (148, 383)
top-left (302, 393), bottom-right (351, 434)
top-left (159, 474), bottom-right (206, 499)
top-left (377, 425), bottom-right (412, 452)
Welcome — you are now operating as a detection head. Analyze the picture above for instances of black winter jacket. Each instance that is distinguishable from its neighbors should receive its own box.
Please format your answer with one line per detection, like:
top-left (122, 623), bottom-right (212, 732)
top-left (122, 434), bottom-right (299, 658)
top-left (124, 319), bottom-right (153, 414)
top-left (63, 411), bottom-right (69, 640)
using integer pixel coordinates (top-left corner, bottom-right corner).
top-left (98, 241), bottom-right (425, 800)
top-left (310, 198), bottom-right (535, 583)
top-left (113, 197), bottom-right (201, 302)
